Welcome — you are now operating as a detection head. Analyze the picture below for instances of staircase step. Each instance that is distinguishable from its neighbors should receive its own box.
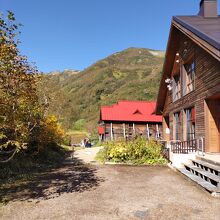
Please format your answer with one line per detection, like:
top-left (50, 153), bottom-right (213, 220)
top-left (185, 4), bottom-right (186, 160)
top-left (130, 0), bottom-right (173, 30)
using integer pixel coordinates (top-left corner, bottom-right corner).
top-left (184, 164), bottom-right (220, 186)
top-left (178, 167), bottom-right (220, 196)
top-left (191, 159), bottom-right (220, 175)
top-left (196, 155), bottom-right (220, 167)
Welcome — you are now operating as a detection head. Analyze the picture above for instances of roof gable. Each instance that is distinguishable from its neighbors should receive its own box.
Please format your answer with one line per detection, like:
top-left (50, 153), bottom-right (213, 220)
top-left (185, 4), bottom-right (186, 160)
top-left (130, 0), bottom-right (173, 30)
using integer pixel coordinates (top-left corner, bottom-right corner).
top-left (133, 109), bottom-right (142, 115)
top-left (156, 15), bottom-right (220, 114)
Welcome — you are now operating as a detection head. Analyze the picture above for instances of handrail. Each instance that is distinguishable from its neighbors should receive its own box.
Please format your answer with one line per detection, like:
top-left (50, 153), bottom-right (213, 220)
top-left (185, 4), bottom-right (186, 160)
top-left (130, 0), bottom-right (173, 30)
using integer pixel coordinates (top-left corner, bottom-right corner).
top-left (197, 137), bottom-right (205, 156)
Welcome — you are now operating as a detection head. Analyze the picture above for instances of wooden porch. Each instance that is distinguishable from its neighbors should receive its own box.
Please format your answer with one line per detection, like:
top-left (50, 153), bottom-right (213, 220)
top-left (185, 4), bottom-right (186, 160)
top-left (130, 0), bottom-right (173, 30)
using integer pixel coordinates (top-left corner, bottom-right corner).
top-left (104, 123), bottom-right (162, 141)
top-left (164, 137), bottom-right (220, 166)
top-left (169, 137), bottom-right (205, 154)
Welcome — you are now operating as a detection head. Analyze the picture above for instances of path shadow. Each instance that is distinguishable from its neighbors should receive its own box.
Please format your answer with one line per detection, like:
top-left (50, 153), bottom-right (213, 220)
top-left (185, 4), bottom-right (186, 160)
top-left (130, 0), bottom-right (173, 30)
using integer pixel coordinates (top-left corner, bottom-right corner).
top-left (0, 156), bottom-right (104, 202)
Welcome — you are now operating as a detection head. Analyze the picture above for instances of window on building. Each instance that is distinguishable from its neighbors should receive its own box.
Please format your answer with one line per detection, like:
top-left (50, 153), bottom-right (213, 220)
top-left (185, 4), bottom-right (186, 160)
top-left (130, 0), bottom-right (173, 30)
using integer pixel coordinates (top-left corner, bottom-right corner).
top-left (185, 108), bottom-right (195, 140)
top-left (172, 74), bottom-right (181, 102)
top-left (174, 112), bottom-right (181, 140)
top-left (182, 60), bottom-right (195, 95)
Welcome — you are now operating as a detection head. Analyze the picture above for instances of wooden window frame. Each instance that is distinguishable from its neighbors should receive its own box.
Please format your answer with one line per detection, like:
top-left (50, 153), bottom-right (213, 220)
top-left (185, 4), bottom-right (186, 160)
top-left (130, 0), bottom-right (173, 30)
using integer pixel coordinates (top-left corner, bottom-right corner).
top-left (174, 112), bottom-right (181, 141)
top-left (182, 58), bottom-right (196, 96)
top-left (185, 108), bottom-right (195, 141)
top-left (172, 74), bottom-right (181, 102)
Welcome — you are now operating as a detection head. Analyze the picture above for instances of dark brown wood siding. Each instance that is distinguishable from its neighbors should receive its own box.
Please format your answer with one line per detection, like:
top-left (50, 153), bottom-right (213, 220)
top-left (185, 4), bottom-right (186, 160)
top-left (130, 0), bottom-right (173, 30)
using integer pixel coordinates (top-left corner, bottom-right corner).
top-left (162, 31), bottom-right (220, 149)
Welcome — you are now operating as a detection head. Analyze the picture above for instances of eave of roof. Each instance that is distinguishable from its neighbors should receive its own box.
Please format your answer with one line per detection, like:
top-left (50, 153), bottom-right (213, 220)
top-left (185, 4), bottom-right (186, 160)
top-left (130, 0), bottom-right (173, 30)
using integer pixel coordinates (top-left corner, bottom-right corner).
top-left (155, 25), bottom-right (180, 115)
top-left (173, 16), bottom-right (220, 50)
top-left (102, 119), bottom-right (161, 123)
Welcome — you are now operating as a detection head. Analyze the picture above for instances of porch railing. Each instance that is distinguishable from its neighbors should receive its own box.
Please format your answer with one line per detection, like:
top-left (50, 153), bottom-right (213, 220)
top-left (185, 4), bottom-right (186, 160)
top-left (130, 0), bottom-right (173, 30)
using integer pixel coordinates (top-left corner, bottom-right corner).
top-left (170, 137), bottom-right (205, 154)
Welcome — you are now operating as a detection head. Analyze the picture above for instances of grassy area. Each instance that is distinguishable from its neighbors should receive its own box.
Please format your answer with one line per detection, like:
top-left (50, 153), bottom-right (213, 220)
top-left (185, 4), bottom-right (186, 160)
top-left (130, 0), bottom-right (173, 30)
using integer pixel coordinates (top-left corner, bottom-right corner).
top-left (64, 130), bottom-right (88, 146)
top-left (96, 137), bottom-right (167, 165)
top-left (0, 145), bottom-right (68, 184)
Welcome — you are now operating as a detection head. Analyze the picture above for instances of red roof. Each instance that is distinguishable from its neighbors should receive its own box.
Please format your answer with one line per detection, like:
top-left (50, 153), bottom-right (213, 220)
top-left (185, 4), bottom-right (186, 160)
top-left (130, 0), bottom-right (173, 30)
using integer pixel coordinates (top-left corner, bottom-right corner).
top-left (98, 126), bottom-right (104, 135)
top-left (100, 101), bottom-right (162, 123)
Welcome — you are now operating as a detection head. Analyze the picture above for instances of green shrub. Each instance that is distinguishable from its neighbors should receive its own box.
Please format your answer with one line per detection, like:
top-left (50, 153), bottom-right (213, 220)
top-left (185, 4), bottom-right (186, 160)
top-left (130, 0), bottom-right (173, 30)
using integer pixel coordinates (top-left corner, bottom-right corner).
top-left (96, 137), bottom-right (167, 165)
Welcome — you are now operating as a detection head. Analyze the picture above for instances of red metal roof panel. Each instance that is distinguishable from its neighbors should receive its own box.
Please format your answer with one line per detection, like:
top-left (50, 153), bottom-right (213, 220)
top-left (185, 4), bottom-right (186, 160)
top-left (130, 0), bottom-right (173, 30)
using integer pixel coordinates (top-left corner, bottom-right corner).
top-left (100, 101), bottom-right (162, 122)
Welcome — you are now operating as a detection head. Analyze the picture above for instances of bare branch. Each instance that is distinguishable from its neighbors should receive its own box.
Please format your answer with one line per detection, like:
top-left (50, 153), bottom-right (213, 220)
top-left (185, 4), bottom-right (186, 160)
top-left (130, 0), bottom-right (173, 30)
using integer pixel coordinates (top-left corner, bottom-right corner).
top-left (0, 148), bottom-right (17, 163)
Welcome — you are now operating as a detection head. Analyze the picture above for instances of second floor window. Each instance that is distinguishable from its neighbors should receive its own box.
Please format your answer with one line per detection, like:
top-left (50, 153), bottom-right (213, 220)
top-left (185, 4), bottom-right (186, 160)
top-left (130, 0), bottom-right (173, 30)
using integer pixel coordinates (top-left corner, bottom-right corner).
top-left (183, 60), bottom-right (195, 95)
top-left (173, 74), bottom-right (181, 102)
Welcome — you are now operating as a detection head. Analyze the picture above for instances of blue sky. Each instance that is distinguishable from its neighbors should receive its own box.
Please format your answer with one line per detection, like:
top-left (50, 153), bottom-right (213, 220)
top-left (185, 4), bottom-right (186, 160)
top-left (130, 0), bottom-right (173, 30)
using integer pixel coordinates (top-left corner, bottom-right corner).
top-left (1, 0), bottom-right (219, 72)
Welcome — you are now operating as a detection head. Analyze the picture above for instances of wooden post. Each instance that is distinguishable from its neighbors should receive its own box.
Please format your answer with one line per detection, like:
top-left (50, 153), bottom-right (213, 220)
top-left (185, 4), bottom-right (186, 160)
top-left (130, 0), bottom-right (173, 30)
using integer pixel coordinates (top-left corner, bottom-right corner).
top-left (147, 124), bottom-right (149, 139)
top-left (123, 123), bottom-right (126, 139)
top-left (156, 124), bottom-right (159, 139)
top-left (110, 123), bottom-right (113, 141)
top-left (133, 123), bottom-right (135, 136)
top-left (103, 127), bottom-right (106, 141)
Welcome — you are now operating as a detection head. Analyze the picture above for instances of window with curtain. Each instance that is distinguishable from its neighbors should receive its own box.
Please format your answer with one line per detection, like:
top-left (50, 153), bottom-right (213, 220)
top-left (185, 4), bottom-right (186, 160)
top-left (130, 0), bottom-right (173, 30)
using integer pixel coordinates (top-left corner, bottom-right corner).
top-left (172, 74), bottom-right (181, 102)
top-left (182, 60), bottom-right (195, 95)
top-left (185, 108), bottom-right (195, 140)
top-left (174, 112), bottom-right (181, 140)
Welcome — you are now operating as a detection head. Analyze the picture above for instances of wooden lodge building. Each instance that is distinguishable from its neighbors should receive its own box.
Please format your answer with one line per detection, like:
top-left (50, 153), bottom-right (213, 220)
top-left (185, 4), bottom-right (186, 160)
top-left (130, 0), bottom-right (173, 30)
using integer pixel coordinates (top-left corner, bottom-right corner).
top-left (156, 0), bottom-right (220, 155)
top-left (155, 0), bottom-right (220, 195)
top-left (156, 0), bottom-right (220, 197)
top-left (98, 101), bottom-right (162, 141)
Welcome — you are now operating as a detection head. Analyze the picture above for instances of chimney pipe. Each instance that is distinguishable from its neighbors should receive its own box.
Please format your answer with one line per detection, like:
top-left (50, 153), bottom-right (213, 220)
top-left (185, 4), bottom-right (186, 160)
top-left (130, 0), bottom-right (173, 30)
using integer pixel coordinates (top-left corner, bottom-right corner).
top-left (199, 0), bottom-right (218, 18)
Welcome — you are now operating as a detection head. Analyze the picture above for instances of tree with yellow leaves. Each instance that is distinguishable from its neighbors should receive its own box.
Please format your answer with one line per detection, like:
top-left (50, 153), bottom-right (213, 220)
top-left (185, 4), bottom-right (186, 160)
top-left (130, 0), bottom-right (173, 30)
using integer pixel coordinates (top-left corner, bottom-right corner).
top-left (0, 11), bottom-right (60, 163)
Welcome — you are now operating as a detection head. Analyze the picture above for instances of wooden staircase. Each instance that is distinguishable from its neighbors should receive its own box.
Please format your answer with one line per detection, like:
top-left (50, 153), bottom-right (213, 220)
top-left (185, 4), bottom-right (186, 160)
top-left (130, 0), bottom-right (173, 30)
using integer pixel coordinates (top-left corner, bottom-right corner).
top-left (177, 157), bottom-right (220, 197)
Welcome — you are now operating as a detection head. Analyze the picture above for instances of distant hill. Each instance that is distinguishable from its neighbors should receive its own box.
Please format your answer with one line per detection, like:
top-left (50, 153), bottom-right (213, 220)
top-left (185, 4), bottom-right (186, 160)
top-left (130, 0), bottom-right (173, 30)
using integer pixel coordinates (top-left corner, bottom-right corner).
top-left (40, 47), bottom-right (164, 131)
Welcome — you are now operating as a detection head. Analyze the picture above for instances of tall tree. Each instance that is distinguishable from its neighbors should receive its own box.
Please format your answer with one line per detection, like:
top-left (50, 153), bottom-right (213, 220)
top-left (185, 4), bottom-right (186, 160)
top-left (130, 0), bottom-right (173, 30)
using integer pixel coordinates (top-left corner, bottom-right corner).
top-left (0, 11), bottom-right (43, 162)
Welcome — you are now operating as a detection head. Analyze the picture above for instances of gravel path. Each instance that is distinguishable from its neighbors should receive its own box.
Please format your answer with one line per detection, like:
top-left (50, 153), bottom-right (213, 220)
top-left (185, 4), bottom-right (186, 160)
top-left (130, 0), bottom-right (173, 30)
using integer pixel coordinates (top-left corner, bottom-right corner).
top-left (0, 149), bottom-right (220, 220)
top-left (73, 147), bottom-right (103, 164)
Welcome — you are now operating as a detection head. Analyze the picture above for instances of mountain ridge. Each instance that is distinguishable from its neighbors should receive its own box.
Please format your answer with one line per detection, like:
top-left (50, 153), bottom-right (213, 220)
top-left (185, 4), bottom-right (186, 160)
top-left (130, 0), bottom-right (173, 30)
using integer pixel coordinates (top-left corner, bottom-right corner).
top-left (40, 47), bottom-right (164, 131)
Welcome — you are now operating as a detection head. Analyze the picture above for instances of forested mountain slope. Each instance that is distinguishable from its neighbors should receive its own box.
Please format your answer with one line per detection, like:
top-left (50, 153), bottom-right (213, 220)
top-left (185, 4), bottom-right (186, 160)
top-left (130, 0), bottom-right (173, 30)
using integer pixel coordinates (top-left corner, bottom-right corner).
top-left (40, 48), bottom-right (164, 131)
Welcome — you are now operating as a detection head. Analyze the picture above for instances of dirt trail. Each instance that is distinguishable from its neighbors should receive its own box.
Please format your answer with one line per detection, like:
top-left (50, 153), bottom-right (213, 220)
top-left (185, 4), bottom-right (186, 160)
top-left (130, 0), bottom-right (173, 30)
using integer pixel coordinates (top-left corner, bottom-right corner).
top-left (73, 147), bottom-right (103, 164)
top-left (0, 151), bottom-right (220, 220)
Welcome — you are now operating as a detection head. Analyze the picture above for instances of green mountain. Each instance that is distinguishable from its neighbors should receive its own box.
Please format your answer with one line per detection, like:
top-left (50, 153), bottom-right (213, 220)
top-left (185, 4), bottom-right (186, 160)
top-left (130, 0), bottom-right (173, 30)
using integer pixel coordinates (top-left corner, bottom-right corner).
top-left (40, 47), bottom-right (164, 131)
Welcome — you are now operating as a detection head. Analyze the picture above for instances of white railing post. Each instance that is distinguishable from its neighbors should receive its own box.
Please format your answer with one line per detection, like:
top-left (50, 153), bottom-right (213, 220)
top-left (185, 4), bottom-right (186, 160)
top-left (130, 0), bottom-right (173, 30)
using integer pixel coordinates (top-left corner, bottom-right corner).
top-left (146, 124), bottom-right (150, 139)
top-left (156, 124), bottom-right (158, 139)
top-left (133, 123), bottom-right (135, 136)
top-left (123, 123), bottom-right (126, 139)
